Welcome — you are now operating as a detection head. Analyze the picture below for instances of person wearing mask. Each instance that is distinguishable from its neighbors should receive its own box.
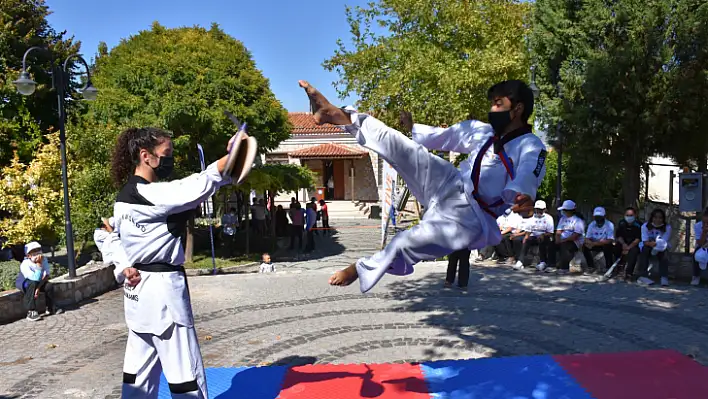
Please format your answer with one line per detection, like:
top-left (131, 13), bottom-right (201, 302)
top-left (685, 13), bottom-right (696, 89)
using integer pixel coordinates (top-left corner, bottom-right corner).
top-left (637, 208), bottom-right (672, 286)
top-left (305, 202), bottom-right (318, 252)
top-left (614, 207), bottom-right (642, 281)
top-left (583, 207), bottom-right (615, 273)
top-left (15, 241), bottom-right (62, 321)
top-left (495, 209), bottom-right (522, 264)
top-left (111, 126), bottom-right (239, 398)
top-left (319, 199), bottom-right (330, 234)
top-left (555, 200), bottom-right (585, 274)
top-left (289, 202), bottom-right (304, 250)
top-left (299, 80), bottom-right (545, 293)
top-left (691, 208), bottom-right (708, 286)
top-left (310, 197), bottom-right (319, 233)
top-left (518, 200), bottom-right (555, 271)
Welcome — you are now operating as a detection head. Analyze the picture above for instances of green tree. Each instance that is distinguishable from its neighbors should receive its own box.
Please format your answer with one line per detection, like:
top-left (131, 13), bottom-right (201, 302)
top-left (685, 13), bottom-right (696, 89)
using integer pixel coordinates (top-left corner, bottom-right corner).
top-left (0, 0), bottom-right (82, 165)
top-left (531, 0), bottom-right (673, 206)
top-left (68, 22), bottom-right (292, 260)
top-left (659, 1), bottom-right (708, 178)
top-left (324, 0), bottom-right (531, 127)
top-left (0, 132), bottom-right (64, 245)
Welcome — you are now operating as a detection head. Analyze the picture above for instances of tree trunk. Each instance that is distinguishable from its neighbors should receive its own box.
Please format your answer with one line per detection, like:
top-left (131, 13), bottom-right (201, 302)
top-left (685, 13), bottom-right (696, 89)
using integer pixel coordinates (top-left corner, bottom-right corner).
top-left (623, 155), bottom-right (642, 208)
top-left (185, 215), bottom-right (195, 263)
top-left (244, 200), bottom-right (250, 255)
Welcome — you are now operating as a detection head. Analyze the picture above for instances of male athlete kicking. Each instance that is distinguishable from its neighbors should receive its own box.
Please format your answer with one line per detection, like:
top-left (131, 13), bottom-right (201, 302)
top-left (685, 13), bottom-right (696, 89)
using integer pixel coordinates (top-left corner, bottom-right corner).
top-left (298, 80), bottom-right (546, 293)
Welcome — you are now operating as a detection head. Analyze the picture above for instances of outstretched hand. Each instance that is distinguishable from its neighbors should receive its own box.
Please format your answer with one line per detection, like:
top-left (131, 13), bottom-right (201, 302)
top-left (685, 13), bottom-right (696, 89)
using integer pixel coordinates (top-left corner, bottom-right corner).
top-left (510, 194), bottom-right (534, 218)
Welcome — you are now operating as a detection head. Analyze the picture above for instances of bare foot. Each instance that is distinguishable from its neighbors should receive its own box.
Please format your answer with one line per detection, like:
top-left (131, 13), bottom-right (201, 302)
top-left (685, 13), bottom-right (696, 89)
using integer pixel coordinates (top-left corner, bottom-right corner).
top-left (328, 263), bottom-right (359, 286)
top-left (298, 80), bottom-right (351, 125)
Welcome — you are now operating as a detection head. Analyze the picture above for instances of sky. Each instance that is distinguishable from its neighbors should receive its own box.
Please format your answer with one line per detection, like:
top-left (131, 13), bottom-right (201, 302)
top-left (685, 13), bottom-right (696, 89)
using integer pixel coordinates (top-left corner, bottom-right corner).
top-left (45, 0), bottom-right (369, 112)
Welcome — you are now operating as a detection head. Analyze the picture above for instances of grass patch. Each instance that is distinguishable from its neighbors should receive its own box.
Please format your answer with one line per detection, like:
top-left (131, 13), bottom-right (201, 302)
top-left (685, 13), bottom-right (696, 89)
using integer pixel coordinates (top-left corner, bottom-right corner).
top-left (184, 253), bottom-right (261, 270)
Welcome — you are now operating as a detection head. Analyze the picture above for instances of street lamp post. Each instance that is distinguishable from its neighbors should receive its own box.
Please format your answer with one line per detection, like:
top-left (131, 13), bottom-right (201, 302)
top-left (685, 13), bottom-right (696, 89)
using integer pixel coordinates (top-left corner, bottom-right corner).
top-left (555, 85), bottom-right (564, 208)
top-left (13, 47), bottom-right (98, 279)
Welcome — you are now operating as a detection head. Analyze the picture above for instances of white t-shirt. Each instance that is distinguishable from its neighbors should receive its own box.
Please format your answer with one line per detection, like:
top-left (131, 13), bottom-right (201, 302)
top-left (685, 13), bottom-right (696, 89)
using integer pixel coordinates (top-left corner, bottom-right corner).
top-left (524, 214), bottom-right (555, 237)
top-left (586, 220), bottom-right (615, 242)
top-left (640, 223), bottom-right (672, 251)
top-left (557, 215), bottom-right (585, 247)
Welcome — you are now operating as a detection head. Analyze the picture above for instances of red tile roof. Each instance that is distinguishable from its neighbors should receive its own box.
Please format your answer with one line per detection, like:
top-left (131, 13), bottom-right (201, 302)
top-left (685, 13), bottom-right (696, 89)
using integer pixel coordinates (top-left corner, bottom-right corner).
top-left (289, 112), bottom-right (346, 135)
top-left (289, 143), bottom-right (367, 159)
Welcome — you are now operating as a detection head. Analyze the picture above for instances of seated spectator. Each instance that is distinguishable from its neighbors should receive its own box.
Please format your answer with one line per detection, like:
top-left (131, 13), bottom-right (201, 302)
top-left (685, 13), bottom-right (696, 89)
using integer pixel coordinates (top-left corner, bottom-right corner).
top-left (555, 200), bottom-right (585, 274)
top-left (495, 209), bottom-right (523, 264)
top-left (637, 208), bottom-right (672, 286)
top-left (259, 253), bottom-right (275, 273)
top-left (14, 241), bottom-right (62, 321)
top-left (509, 214), bottom-right (529, 270)
top-left (692, 208), bottom-right (708, 286)
top-left (583, 207), bottom-right (615, 273)
top-left (614, 207), bottom-right (642, 281)
top-left (518, 200), bottom-right (555, 271)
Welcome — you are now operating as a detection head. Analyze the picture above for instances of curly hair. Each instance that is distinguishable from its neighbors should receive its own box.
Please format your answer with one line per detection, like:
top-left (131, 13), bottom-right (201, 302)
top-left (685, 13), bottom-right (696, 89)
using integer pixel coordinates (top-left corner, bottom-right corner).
top-left (110, 127), bottom-right (172, 187)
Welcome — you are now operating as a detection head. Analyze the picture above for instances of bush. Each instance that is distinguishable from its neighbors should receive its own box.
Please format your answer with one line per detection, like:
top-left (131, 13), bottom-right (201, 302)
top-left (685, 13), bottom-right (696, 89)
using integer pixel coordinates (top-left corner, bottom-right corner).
top-left (0, 259), bottom-right (68, 291)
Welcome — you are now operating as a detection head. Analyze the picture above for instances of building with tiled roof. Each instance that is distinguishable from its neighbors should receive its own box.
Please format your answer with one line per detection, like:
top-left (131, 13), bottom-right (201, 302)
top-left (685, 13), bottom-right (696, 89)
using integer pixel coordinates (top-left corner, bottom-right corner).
top-left (265, 113), bottom-right (381, 202)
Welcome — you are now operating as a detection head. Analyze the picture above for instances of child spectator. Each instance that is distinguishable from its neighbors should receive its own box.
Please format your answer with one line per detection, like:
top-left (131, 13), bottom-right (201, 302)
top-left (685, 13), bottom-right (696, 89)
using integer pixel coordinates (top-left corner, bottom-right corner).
top-left (14, 241), bottom-right (62, 321)
top-left (259, 253), bottom-right (275, 273)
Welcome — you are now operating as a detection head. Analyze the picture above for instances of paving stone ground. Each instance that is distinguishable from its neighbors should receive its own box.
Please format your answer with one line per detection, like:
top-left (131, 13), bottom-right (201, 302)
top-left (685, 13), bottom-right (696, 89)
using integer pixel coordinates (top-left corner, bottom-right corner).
top-left (2, 220), bottom-right (708, 398)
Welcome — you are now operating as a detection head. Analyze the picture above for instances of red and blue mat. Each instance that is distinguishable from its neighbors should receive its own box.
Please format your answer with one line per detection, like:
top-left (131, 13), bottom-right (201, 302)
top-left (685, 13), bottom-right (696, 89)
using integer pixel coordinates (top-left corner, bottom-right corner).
top-left (158, 350), bottom-right (708, 398)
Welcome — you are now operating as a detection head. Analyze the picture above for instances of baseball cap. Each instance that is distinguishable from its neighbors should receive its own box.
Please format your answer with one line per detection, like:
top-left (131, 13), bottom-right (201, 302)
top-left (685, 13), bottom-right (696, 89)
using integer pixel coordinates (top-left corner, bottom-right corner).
top-left (696, 248), bottom-right (708, 271)
top-left (558, 200), bottom-right (576, 211)
top-left (593, 207), bottom-right (606, 217)
top-left (24, 241), bottom-right (42, 255)
top-left (534, 200), bottom-right (547, 210)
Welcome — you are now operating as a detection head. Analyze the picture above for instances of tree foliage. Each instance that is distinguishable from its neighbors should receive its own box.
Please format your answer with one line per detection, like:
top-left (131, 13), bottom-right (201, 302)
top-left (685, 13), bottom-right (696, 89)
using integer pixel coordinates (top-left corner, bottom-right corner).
top-left (531, 0), bottom-right (674, 206)
top-left (324, 0), bottom-right (531, 127)
top-left (68, 22), bottom-right (293, 239)
top-left (0, 0), bottom-right (82, 166)
top-left (0, 132), bottom-right (64, 244)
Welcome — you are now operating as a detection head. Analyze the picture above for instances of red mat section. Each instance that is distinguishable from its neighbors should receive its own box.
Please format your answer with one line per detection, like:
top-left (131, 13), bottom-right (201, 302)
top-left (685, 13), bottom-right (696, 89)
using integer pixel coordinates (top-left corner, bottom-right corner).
top-left (554, 349), bottom-right (708, 399)
top-left (277, 363), bottom-right (430, 399)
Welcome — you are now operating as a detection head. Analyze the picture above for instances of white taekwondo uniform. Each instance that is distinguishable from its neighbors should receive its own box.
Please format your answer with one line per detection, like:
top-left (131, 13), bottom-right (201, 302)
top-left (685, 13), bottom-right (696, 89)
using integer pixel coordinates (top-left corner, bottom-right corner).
top-left (342, 110), bottom-right (547, 293)
top-left (114, 162), bottom-right (230, 399)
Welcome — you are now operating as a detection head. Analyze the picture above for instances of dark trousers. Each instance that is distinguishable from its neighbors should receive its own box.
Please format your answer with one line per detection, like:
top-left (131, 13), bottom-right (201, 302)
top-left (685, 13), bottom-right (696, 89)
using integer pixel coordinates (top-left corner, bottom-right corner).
top-left (306, 229), bottom-right (315, 252)
top-left (510, 236), bottom-right (524, 260)
top-left (446, 249), bottom-right (471, 288)
top-left (290, 225), bottom-right (303, 249)
top-left (582, 243), bottom-right (614, 270)
top-left (520, 235), bottom-right (554, 265)
top-left (495, 234), bottom-right (513, 259)
top-left (638, 246), bottom-right (669, 278)
top-left (478, 245), bottom-right (495, 260)
top-left (558, 241), bottom-right (579, 270)
top-left (614, 244), bottom-right (640, 276)
top-left (23, 279), bottom-right (55, 312)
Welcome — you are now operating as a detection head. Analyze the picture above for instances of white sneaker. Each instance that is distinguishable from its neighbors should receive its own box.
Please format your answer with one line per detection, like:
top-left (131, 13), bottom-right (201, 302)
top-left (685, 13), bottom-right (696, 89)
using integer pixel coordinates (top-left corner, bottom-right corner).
top-left (536, 262), bottom-right (547, 272)
top-left (513, 261), bottom-right (524, 270)
top-left (691, 276), bottom-right (700, 286)
top-left (660, 277), bottom-right (669, 286)
top-left (637, 277), bottom-right (654, 286)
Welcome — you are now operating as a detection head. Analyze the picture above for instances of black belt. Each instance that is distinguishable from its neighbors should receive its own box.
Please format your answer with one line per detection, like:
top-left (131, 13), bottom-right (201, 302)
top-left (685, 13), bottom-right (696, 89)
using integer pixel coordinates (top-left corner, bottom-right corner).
top-left (134, 263), bottom-right (186, 273)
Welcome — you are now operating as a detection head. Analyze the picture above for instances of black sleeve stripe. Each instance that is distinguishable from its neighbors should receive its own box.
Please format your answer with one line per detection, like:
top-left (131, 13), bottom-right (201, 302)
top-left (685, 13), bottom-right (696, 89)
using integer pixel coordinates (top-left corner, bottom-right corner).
top-left (168, 380), bottom-right (199, 393)
top-left (533, 150), bottom-right (547, 178)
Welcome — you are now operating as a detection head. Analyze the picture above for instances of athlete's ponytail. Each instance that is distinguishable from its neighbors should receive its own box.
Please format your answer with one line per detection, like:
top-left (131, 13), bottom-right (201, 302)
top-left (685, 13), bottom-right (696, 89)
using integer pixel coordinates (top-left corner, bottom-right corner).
top-left (111, 127), bottom-right (172, 187)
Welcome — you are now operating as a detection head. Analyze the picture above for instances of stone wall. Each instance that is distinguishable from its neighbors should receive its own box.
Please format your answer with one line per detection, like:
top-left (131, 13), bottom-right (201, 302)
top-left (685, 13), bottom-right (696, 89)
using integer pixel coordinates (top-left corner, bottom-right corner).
top-left (0, 262), bottom-right (118, 324)
top-left (343, 154), bottom-right (379, 202)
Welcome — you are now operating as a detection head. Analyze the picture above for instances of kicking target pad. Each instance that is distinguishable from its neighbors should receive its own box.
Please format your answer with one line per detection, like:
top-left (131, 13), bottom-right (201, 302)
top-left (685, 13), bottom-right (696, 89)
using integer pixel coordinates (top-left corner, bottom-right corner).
top-left (222, 110), bottom-right (258, 184)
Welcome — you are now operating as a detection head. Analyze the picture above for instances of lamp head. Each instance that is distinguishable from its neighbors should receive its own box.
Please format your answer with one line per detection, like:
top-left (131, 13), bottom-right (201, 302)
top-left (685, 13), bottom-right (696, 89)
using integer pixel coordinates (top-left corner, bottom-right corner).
top-left (13, 70), bottom-right (37, 96)
top-left (81, 82), bottom-right (98, 101)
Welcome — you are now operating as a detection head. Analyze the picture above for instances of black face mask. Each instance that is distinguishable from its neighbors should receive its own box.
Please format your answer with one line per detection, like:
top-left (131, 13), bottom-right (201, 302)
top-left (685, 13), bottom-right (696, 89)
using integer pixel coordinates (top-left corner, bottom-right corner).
top-left (594, 216), bottom-right (605, 225)
top-left (488, 111), bottom-right (513, 135)
top-left (153, 155), bottom-right (174, 180)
